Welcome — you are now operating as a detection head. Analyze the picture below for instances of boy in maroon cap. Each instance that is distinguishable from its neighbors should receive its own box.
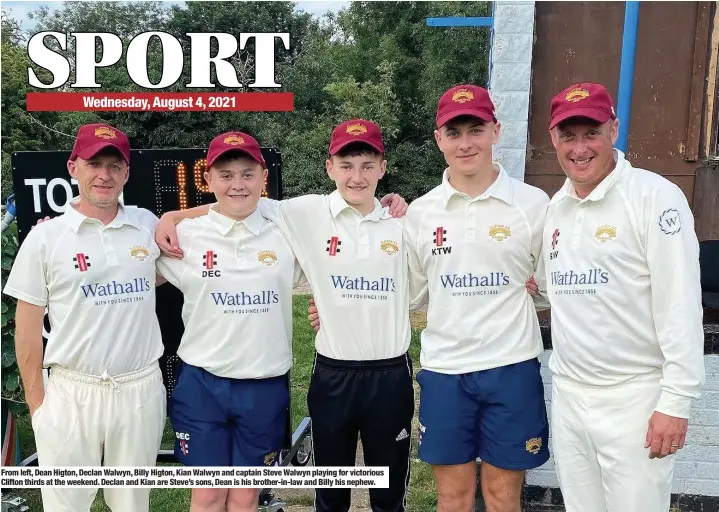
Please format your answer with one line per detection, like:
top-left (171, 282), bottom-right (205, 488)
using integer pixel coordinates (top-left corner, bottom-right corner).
top-left (154, 131), bottom-right (308, 512)
top-left (542, 82), bottom-right (704, 512)
top-left (155, 122), bottom-right (412, 512)
top-left (4, 123), bottom-right (167, 512)
top-left (402, 84), bottom-right (551, 512)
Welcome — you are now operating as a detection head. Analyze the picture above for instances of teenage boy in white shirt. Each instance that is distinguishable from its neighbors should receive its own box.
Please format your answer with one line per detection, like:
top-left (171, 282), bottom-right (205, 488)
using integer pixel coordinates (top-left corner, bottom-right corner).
top-left (542, 82), bottom-right (705, 512)
top-left (3, 124), bottom-right (166, 512)
top-left (402, 85), bottom-right (550, 512)
top-left (155, 121), bottom-right (411, 512)
top-left (155, 131), bottom-right (305, 512)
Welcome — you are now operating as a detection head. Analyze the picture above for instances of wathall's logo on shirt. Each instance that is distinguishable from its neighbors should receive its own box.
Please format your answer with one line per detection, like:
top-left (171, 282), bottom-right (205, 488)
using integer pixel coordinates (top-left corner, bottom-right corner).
top-left (330, 275), bottom-right (395, 292)
top-left (202, 250), bottom-right (220, 277)
top-left (326, 236), bottom-right (341, 256)
top-left (432, 227), bottom-right (451, 255)
top-left (210, 291), bottom-right (279, 306)
top-left (72, 253), bottom-right (91, 272)
top-left (81, 278), bottom-right (151, 298)
top-left (550, 269), bottom-right (609, 287)
top-left (440, 272), bottom-right (510, 288)
top-left (550, 268), bottom-right (609, 296)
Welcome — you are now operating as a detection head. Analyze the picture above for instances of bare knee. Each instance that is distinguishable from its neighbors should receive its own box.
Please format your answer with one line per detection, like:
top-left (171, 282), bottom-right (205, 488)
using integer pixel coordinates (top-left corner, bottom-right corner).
top-left (433, 463), bottom-right (476, 512)
top-left (226, 488), bottom-right (258, 512)
top-left (480, 463), bottom-right (524, 512)
top-left (191, 488), bottom-right (228, 512)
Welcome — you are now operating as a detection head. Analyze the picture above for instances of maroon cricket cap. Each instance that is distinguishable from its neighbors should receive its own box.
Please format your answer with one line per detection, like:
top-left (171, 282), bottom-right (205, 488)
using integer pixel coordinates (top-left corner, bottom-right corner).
top-left (329, 119), bottom-right (385, 155)
top-left (70, 123), bottom-right (130, 164)
top-left (549, 83), bottom-right (617, 129)
top-left (435, 84), bottom-right (497, 128)
top-left (206, 132), bottom-right (266, 169)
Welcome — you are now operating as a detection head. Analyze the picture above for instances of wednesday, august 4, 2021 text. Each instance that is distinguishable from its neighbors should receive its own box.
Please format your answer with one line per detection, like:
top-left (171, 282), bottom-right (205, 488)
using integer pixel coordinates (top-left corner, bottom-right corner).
top-left (0, 467), bottom-right (389, 488)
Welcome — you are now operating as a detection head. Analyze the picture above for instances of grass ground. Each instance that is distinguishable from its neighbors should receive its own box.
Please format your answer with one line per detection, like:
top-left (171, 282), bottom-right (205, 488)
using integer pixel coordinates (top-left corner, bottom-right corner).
top-left (8, 295), bottom-right (437, 511)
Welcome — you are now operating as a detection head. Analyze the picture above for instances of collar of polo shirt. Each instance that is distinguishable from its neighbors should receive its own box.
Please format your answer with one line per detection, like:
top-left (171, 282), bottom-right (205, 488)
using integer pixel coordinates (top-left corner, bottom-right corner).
top-left (441, 162), bottom-right (514, 208)
top-left (550, 149), bottom-right (629, 205)
top-left (65, 196), bottom-right (139, 233)
top-left (328, 190), bottom-right (390, 221)
top-left (207, 203), bottom-right (264, 236)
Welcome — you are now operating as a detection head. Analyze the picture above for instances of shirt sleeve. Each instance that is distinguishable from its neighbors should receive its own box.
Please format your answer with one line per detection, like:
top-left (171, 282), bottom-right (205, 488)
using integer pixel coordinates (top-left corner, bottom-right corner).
top-left (403, 208), bottom-right (429, 311)
top-left (155, 221), bottom-right (191, 289)
top-left (645, 184), bottom-right (705, 419)
top-left (132, 207), bottom-right (160, 232)
top-left (529, 196), bottom-right (551, 312)
top-left (293, 259), bottom-right (308, 289)
top-left (258, 195), bottom-right (326, 265)
top-left (2, 226), bottom-right (49, 307)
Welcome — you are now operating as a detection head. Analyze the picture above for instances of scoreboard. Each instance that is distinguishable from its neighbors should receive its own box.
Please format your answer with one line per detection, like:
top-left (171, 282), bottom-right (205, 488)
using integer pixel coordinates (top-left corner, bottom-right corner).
top-left (10, 148), bottom-right (283, 393)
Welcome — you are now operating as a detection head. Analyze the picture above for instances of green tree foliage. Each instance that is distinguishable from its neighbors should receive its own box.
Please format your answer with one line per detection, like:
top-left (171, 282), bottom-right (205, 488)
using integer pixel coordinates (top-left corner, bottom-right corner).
top-left (1, 222), bottom-right (22, 414)
top-left (1, 11), bottom-right (67, 201)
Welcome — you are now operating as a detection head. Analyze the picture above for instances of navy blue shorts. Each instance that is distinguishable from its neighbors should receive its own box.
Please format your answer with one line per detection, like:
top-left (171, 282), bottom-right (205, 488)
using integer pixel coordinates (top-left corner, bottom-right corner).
top-left (417, 358), bottom-right (549, 470)
top-left (169, 360), bottom-right (289, 467)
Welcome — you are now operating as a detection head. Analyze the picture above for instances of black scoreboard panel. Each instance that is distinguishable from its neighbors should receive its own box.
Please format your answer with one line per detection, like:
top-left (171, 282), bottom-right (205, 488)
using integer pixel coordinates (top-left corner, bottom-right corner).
top-left (10, 148), bottom-right (283, 395)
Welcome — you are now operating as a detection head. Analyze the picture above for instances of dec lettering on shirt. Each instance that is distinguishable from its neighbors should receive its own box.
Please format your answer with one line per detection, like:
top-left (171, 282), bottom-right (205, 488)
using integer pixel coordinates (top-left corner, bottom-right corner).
top-left (404, 164), bottom-right (550, 375)
top-left (259, 191), bottom-right (410, 361)
top-left (156, 206), bottom-right (304, 380)
top-left (3, 197), bottom-right (163, 376)
top-left (543, 149), bottom-right (705, 419)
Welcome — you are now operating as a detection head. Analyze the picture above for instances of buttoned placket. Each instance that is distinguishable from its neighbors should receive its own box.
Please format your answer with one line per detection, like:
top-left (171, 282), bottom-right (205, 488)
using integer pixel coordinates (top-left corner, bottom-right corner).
top-left (465, 199), bottom-right (478, 241)
top-left (461, 192), bottom-right (488, 242)
top-left (96, 221), bottom-right (119, 266)
top-left (571, 202), bottom-right (586, 249)
top-left (357, 215), bottom-right (370, 259)
top-left (233, 225), bottom-right (249, 268)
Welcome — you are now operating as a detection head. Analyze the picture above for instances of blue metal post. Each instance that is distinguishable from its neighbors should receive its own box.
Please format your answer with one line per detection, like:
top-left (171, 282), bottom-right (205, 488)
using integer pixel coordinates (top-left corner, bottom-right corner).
top-left (426, 6), bottom-right (495, 88)
top-left (425, 17), bottom-right (493, 27)
top-left (616, 1), bottom-right (640, 152)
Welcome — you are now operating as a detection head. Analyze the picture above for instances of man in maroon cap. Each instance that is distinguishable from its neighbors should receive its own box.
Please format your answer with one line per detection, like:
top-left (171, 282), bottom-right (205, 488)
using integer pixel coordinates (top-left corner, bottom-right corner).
top-left (401, 84), bottom-right (551, 512)
top-left (155, 121), bottom-right (412, 512)
top-left (542, 83), bottom-right (704, 511)
top-left (4, 123), bottom-right (167, 511)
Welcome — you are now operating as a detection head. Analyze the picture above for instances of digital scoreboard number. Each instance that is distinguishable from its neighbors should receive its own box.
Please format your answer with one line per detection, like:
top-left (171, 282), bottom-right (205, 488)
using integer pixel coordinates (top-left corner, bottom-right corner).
top-left (11, 148), bottom-right (283, 244)
top-left (10, 148), bottom-right (283, 397)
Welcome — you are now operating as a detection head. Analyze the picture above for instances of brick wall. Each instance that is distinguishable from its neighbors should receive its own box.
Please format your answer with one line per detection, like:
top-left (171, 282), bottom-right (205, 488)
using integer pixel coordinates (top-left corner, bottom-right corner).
top-left (526, 352), bottom-right (719, 497)
top-left (488, 0), bottom-right (535, 181)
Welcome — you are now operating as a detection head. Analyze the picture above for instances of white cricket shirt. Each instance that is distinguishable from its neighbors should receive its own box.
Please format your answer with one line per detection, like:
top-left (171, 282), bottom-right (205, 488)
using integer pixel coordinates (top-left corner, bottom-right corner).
top-left (404, 164), bottom-right (550, 374)
top-left (259, 191), bottom-right (411, 361)
top-left (156, 206), bottom-right (303, 379)
top-left (543, 149), bottom-right (705, 418)
top-left (3, 198), bottom-right (164, 376)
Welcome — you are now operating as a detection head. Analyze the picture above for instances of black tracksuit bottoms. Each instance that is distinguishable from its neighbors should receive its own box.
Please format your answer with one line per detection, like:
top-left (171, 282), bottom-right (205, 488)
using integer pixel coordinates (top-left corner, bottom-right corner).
top-left (307, 352), bottom-right (415, 512)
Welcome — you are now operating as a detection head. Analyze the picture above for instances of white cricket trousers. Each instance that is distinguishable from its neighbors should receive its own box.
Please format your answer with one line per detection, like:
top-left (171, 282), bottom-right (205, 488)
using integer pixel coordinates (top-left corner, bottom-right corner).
top-left (31, 362), bottom-right (167, 512)
top-left (551, 375), bottom-right (675, 512)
